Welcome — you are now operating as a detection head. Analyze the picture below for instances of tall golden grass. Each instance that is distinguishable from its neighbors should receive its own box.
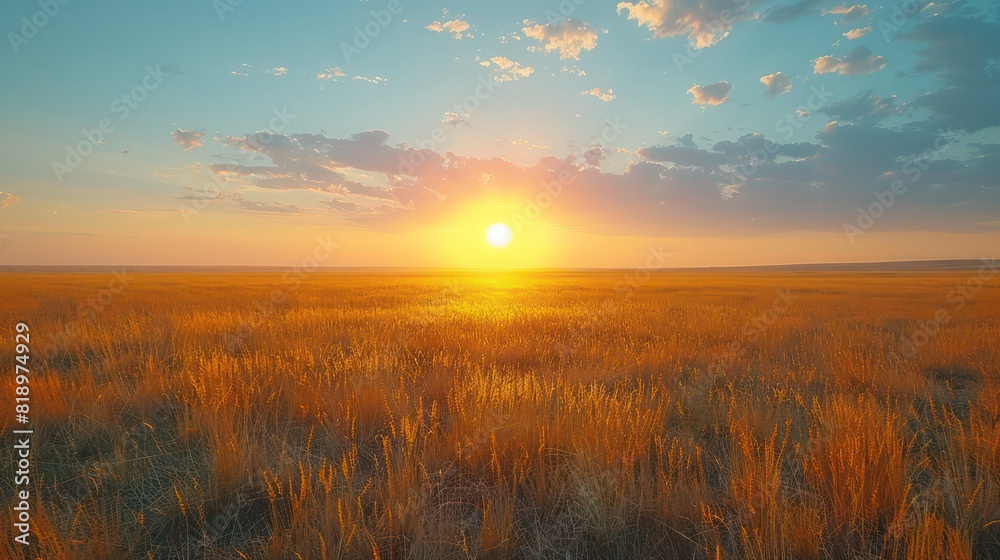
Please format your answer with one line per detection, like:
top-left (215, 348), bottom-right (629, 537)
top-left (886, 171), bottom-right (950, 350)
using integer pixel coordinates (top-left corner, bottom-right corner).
top-left (0, 270), bottom-right (997, 558)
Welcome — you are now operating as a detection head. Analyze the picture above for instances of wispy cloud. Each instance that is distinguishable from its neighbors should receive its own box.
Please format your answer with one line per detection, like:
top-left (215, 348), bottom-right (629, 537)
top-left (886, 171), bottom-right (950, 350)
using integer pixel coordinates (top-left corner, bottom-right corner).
top-left (823, 3), bottom-right (869, 22)
top-left (617, 0), bottom-right (759, 48)
top-left (0, 192), bottom-right (21, 209)
top-left (760, 72), bottom-right (792, 98)
top-left (581, 87), bottom-right (615, 102)
top-left (480, 56), bottom-right (534, 82)
top-left (195, 125), bottom-right (1000, 238)
top-left (317, 67), bottom-right (346, 81)
top-left (688, 81), bottom-right (733, 106)
top-left (844, 25), bottom-right (872, 39)
top-left (230, 63), bottom-right (251, 77)
top-left (353, 75), bottom-right (388, 85)
top-left (426, 18), bottom-right (471, 39)
top-left (171, 129), bottom-right (204, 151)
top-left (523, 19), bottom-right (598, 59)
top-left (814, 46), bottom-right (886, 75)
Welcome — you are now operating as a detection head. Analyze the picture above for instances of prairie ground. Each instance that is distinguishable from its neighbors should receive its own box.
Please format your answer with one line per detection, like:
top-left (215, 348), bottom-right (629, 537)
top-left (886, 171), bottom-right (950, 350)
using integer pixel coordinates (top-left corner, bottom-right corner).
top-left (1, 270), bottom-right (998, 559)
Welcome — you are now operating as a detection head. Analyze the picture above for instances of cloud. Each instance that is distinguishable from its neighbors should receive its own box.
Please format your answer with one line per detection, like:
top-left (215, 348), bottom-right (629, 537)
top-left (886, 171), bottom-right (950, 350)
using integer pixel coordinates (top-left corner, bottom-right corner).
top-left (523, 19), bottom-right (598, 59)
top-left (617, 0), bottom-right (760, 49)
top-left (237, 198), bottom-right (307, 215)
top-left (712, 133), bottom-right (820, 161)
top-left (818, 89), bottom-right (903, 123)
top-left (638, 145), bottom-right (726, 168)
top-left (317, 67), bottom-right (345, 81)
top-left (353, 75), bottom-right (388, 85)
top-left (581, 87), bottom-right (615, 102)
top-left (426, 18), bottom-right (470, 39)
top-left (823, 4), bottom-right (869, 22)
top-left (760, 72), bottom-right (792, 98)
top-left (676, 133), bottom-right (698, 148)
top-left (912, 87), bottom-right (1000, 132)
top-left (97, 209), bottom-right (165, 215)
top-left (442, 112), bottom-right (470, 127)
top-left (481, 56), bottom-right (534, 82)
top-left (561, 64), bottom-right (587, 76)
top-left (199, 126), bottom-right (999, 236)
top-left (582, 145), bottom-right (610, 167)
top-left (763, 0), bottom-right (822, 22)
top-left (843, 25), bottom-right (872, 39)
top-left (207, 130), bottom-right (445, 201)
top-left (171, 129), bottom-right (204, 151)
top-left (813, 45), bottom-right (886, 75)
top-left (688, 81), bottom-right (732, 105)
top-left (0, 192), bottom-right (20, 209)
top-left (898, 15), bottom-right (1000, 132)
top-left (267, 67), bottom-right (287, 76)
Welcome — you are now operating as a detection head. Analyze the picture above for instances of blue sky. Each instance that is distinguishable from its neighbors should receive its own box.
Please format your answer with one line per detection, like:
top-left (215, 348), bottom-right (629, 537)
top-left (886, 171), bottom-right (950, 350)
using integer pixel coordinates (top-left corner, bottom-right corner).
top-left (1, 0), bottom-right (998, 266)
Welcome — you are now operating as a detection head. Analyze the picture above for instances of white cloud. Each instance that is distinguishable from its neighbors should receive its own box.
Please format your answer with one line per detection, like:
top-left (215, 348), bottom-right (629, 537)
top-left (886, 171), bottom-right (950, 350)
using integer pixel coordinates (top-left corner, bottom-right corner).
top-left (760, 72), bottom-right (791, 98)
top-left (523, 19), bottom-right (598, 60)
top-left (426, 18), bottom-right (470, 39)
top-left (317, 67), bottom-right (346, 81)
top-left (267, 67), bottom-right (288, 76)
top-left (814, 45), bottom-right (886, 75)
top-left (823, 4), bottom-right (869, 22)
top-left (482, 56), bottom-right (534, 82)
top-left (843, 25), bottom-right (872, 39)
top-left (443, 112), bottom-right (470, 127)
top-left (581, 87), bottom-right (615, 102)
top-left (353, 75), bottom-right (388, 85)
top-left (687, 81), bottom-right (732, 105)
top-left (617, 0), bottom-right (760, 49)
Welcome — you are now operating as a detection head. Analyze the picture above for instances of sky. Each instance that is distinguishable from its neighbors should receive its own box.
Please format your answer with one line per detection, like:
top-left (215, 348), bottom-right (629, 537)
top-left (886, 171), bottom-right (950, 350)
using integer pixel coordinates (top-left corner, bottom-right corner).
top-left (0, 0), bottom-right (998, 268)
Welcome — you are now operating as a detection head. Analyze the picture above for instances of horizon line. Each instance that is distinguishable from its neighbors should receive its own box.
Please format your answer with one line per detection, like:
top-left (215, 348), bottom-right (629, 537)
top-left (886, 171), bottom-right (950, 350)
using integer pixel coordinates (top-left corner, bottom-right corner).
top-left (0, 257), bottom-right (995, 273)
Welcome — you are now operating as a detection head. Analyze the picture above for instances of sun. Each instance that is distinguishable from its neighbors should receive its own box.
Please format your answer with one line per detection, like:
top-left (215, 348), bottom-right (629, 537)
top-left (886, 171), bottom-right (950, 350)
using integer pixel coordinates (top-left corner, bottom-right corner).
top-left (485, 222), bottom-right (513, 248)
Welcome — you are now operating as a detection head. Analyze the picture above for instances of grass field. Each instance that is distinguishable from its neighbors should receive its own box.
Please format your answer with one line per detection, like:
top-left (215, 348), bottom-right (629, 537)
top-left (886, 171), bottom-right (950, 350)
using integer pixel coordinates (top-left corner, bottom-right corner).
top-left (1, 270), bottom-right (998, 559)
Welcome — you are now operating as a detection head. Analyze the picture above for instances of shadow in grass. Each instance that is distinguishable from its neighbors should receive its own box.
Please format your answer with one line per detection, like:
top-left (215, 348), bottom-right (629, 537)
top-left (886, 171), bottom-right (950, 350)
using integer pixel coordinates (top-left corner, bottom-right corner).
top-left (924, 365), bottom-right (982, 421)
